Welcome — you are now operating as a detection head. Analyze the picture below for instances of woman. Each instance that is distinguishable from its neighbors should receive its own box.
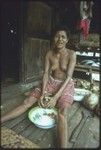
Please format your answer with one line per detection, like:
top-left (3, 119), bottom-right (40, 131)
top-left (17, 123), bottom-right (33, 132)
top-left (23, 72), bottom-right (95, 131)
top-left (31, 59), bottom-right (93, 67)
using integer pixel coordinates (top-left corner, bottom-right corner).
top-left (1, 26), bottom-right (76, 148)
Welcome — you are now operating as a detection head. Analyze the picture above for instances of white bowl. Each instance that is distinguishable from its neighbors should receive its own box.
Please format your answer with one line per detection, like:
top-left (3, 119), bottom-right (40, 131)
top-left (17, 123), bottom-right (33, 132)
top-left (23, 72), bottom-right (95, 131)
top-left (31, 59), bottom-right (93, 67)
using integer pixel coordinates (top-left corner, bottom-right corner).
top-left (74, 88), bottom-right (91, 101)
top-left (28, 106), bottom-right (57, 129)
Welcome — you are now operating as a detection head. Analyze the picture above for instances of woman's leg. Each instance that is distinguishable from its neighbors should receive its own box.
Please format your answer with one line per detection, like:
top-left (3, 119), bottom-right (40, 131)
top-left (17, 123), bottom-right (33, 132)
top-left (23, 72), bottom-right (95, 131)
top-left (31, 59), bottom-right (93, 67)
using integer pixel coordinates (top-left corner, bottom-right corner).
top-left (1, 96), bottom-right (37, 123)
top-left (57, 107), bottom-right (69, 148)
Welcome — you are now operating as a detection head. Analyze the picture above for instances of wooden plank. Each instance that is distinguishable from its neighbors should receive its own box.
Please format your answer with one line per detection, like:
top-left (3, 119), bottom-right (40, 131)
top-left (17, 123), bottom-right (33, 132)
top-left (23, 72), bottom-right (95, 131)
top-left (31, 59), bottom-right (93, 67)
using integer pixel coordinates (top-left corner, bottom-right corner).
top-left (74, 68), bottom-right (99, 74)
top-left (75, 64), bottom-right (99, 71)
top-left (20, 124), bottom-right (38, 138)
top-left (39, 126), bottom-right (57, 148)
top-left (68, 106), bottom-right (84, 148)
top-left (69, 107), bottom-right (83, 136)
top-left (68, 102), bottom-right (81, 121)
top-left (28, 127), bottom-right (47, 145)
top-left (72, 115), bottom-right (100, 148)
top-left (12, 117), bottom-right (31, 134)
top-left (68, 106), bottom-right (99, 148)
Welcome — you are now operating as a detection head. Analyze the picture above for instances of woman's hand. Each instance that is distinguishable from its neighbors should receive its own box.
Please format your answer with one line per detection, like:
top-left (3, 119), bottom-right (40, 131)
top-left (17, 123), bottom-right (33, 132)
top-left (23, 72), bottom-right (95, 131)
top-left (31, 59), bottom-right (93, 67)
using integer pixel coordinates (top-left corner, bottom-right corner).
top-left (38, 95), bottom-right (45, 108)
top-left (45, 96), bottom-right (58, 108)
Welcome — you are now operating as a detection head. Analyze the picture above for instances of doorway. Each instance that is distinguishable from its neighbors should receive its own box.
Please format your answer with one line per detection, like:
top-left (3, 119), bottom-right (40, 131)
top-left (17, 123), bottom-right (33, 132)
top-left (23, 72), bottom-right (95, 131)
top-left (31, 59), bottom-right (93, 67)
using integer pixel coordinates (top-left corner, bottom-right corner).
top-left (1, 1), bottom-right (21, 86)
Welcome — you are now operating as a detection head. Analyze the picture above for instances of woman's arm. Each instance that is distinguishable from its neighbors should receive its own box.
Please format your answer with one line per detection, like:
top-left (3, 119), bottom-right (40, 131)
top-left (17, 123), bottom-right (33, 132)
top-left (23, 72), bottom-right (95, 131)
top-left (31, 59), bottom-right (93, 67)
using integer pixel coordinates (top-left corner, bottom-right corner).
top-left (38, 51), bottom-right (50, 107)
top-left (41, 51), bottom-right (50, 96)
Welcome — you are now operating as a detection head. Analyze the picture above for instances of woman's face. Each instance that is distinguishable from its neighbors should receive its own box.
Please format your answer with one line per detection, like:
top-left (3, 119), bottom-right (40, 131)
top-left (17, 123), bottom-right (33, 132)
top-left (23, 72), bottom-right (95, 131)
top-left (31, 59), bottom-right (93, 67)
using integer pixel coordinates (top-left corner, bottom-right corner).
top-left (53, 30), bottom-right (68, 49)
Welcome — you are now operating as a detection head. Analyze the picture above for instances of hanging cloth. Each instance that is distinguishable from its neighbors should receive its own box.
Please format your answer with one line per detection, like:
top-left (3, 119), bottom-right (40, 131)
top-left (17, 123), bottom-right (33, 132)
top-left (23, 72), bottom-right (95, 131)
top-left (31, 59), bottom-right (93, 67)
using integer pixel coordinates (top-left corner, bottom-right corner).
top-left (79, 1), bottom-right (94, 40)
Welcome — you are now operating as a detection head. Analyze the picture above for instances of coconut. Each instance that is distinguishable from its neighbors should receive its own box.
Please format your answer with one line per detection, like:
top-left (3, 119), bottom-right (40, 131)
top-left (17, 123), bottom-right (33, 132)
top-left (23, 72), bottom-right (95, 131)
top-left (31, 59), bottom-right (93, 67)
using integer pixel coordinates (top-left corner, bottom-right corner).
top-left (83, 93), bottom-right (99, 110)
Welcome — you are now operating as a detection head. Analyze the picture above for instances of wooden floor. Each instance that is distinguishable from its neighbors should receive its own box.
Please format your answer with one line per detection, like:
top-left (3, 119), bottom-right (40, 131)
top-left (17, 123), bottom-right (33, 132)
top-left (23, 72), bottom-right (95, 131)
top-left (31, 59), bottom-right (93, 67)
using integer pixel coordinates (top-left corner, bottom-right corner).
top-left (1, 82), bottom-right (100, 148)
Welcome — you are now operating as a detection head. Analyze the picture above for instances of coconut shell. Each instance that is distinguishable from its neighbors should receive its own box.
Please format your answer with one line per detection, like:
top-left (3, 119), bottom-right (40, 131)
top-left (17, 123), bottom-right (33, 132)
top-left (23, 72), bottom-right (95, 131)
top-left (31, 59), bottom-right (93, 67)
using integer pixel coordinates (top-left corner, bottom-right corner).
top-left (83, 93), bottom-right (99, 110)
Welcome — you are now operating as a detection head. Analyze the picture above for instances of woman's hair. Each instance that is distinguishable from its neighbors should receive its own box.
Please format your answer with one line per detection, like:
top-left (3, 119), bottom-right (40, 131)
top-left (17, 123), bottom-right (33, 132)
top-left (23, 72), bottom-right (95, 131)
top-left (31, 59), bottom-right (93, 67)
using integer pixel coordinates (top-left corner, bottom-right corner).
top-left (50, 25), bottom-right (76, 50)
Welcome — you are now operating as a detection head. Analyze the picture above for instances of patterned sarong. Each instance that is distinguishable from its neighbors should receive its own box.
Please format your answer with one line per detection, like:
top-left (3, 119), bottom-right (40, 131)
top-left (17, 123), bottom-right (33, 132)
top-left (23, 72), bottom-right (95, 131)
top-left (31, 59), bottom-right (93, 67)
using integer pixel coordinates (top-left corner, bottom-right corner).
top-left (30, 76), bottom-right (74, 109)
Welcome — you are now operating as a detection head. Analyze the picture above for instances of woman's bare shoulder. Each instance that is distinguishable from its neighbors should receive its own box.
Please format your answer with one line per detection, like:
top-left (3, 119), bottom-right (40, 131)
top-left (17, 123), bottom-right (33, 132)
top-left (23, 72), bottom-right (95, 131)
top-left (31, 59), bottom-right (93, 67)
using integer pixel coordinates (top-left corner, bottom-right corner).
top-left (67, 49), bottom-right (76, 60)
top-left (46, 50), bottom-right (53, 57)
top-left (68, 49), bottom-right (76, 55)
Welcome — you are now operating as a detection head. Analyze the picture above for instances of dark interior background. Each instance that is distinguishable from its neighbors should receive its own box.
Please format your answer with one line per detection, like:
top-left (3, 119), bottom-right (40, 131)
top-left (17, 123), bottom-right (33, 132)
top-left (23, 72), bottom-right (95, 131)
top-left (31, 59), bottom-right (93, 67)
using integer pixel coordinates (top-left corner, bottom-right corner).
top-left (1, 1), bottom-right (21, 82)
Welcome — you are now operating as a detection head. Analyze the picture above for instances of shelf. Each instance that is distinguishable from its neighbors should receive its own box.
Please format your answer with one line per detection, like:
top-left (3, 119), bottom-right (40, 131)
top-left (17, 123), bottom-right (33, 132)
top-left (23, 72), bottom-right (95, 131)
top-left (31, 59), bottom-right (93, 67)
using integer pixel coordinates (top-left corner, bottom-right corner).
top-left (75, 64), bottom-right (99, 71)
top-left (74, 65), bottom-right (100, 81)
top-left (76, 51), bottom-right (100, 58)
top-left (75, 64), bottom-right (99, 74)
